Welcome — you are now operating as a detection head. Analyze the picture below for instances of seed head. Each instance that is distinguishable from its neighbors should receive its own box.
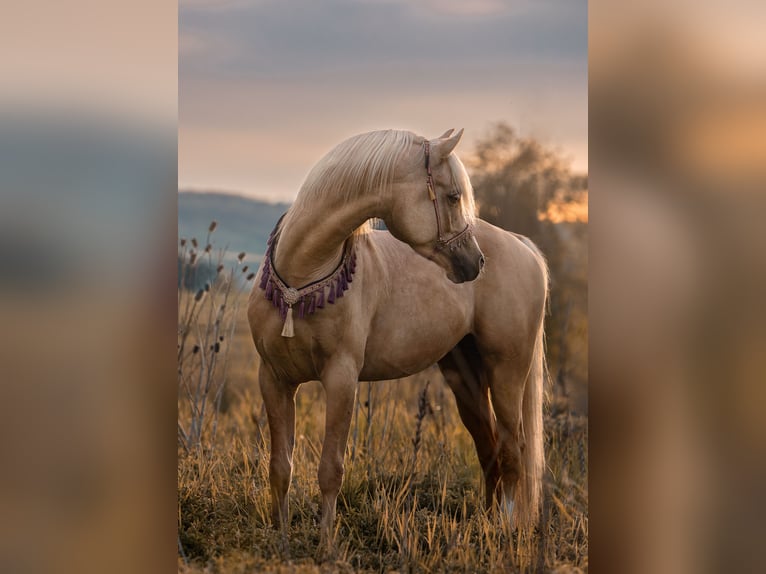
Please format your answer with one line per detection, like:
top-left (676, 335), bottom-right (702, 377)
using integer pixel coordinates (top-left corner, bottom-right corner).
top-left (208, 220), bottom-right (217, 232)
top-left (237, 251), bottom-right (246, 262)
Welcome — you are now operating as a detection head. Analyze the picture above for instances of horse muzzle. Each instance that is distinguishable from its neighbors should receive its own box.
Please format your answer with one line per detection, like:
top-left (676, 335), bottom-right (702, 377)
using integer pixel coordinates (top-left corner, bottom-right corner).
top-left (444, 240), bottom-right (484, 283)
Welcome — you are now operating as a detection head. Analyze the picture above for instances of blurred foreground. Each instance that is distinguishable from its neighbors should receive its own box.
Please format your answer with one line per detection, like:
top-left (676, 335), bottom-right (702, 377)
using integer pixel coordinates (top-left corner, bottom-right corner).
top-left (591, 1), bottom-right (766, 572)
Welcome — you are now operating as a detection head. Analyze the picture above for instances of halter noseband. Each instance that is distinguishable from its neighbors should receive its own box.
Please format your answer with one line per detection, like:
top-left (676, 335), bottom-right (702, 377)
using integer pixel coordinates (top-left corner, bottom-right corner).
top-left (423, 140), bottom-right (474, 252)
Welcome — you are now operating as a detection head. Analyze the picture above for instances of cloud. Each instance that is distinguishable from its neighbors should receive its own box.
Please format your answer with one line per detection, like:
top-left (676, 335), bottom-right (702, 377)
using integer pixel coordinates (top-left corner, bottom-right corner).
top-left (180, 0), bottom-right (586, 81)
top-left (179, 0), bottom-right (256, 12)
top-left (179, 0), bottom-right (587, 199)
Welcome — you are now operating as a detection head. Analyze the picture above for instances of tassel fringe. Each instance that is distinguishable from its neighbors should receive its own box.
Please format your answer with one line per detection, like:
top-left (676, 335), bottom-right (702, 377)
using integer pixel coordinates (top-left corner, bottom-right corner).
top-left (260, 215), bottom-right (356, 336)
top-left (281, 306), bottom-right (295, 337)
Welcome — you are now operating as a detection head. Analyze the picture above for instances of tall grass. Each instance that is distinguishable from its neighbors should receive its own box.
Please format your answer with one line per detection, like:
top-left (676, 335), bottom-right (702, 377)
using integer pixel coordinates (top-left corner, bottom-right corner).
top-left (178, 221), bottom-right (256, 452)
top-left (177, 224), bottom-right (588, 573)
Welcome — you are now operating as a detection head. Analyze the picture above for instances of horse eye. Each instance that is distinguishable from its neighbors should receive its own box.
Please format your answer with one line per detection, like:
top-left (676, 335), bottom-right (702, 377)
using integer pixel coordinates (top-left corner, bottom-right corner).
top-left (447, 191), bottom-right (461, 205)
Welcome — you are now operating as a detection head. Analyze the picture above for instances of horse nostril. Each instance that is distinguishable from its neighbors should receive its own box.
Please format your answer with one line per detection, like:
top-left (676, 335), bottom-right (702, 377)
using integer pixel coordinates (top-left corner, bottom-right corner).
top-left (479, 255), bottom-right (486, 268)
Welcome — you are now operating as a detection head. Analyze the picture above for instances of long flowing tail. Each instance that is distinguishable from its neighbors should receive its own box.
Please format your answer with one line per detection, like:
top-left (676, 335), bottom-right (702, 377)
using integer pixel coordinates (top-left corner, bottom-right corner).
top-left (514, 237), bottom-right (549, 529)
top-left (516, 317), bottom-right (547, 528)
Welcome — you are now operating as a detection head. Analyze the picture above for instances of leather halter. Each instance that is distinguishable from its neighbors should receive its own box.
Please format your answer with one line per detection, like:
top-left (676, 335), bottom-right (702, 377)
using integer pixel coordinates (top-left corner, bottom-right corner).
top-left (423, 140), bottom-right (474, 251)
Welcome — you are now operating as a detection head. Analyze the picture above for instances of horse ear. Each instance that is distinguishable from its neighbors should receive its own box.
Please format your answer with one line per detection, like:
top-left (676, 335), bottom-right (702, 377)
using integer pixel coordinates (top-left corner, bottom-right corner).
top-left (435, 128), bottom-right (464, 157)
top-left (437, 128), bottom-right (455, 139)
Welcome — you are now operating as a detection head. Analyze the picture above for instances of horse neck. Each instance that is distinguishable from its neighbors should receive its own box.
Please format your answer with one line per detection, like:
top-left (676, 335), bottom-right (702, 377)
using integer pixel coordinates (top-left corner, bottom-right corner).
top-left (273, 191), bottom-right (382, 287)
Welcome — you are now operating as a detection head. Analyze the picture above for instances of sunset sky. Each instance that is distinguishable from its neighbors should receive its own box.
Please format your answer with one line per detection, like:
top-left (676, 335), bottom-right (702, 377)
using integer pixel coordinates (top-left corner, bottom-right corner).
top-left (180, 0), bottom-right (587, 202)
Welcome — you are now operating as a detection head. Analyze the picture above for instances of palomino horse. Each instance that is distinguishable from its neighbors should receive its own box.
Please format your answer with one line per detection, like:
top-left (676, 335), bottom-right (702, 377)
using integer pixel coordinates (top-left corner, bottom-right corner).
top-left (248, 128), bottom-right (548, 544)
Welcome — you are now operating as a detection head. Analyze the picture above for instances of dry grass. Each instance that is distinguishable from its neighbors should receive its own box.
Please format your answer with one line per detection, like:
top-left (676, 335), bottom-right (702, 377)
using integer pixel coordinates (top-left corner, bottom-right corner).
top-left (178, 236), bottom-right (587, 573)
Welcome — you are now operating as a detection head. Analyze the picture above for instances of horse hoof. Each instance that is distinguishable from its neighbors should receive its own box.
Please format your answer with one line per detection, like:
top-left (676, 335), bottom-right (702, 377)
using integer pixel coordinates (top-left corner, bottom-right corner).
top-left (504, 498), bottom-right (515, 522)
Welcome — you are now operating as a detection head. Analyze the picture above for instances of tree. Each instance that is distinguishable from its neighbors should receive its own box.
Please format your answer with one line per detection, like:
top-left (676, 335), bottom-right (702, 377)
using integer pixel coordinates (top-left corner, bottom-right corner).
top-left (469, 122), bottom-right (586, 241)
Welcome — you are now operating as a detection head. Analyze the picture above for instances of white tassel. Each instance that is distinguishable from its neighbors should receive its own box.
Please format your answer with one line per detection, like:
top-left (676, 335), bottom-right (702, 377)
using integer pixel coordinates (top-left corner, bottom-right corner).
top-left (281, 306), bottom-right (295, 337)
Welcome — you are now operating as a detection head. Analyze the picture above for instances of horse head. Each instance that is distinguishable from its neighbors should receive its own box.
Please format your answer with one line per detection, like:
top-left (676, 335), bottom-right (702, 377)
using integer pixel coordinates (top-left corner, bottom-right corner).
top-left (386, 128), bottom-right (485, 283)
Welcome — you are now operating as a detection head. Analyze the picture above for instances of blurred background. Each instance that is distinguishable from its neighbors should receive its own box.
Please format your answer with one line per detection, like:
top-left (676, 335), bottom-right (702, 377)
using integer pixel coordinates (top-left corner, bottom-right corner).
top-left (590, 1), bottom-right (766, 572)
top-left (0, 2), bottom-right (177, 574)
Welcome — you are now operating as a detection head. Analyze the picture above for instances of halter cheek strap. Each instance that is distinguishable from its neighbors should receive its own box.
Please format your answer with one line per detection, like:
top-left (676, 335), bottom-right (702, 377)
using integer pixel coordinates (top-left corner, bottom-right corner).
top-left (424, 140), bottom-right (474, 251)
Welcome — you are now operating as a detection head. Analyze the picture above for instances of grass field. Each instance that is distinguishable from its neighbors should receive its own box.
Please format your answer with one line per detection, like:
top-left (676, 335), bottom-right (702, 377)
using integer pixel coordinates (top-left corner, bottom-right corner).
top-left (178, 259), bottom-right (587, 573)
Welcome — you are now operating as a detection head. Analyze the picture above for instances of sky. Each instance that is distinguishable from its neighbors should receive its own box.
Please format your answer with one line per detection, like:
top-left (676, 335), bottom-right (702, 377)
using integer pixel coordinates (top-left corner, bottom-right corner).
top-left (180, 0), bottom-right (587, 202)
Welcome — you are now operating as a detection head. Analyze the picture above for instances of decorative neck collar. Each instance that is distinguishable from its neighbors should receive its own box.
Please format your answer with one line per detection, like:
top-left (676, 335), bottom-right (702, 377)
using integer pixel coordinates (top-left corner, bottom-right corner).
top-left (259, 215), bottom-right (357, 337)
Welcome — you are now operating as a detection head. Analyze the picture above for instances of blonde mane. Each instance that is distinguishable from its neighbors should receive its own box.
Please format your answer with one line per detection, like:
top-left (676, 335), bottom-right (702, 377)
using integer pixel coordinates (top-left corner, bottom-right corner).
top-left (283, 130), bottom-right (415, 236)
top-left (447, 152), bottom-right (478, 224)
top-left (282, 129), bottom-right (477, 237)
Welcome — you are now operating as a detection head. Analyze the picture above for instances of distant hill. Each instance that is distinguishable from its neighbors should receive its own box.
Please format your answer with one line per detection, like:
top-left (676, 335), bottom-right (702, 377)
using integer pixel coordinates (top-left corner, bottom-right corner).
top-left (178, 191), bottom-right (290, 257)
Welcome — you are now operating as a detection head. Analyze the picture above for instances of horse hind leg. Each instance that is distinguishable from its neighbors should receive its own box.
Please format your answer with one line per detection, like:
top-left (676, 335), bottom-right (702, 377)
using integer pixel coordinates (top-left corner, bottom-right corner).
top-left (485, 358), bottom-right (526, 525)
top-left (486, 343), bottom-right (545, 529)
top-left (438, 335), bottom-right (502, 509)
top-left (259, 366), bottom-right (298, 533)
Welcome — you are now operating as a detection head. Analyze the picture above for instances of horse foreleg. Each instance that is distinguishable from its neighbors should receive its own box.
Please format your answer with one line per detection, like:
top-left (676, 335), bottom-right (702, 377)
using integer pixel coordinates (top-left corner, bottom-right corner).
top-left (317, 358), bottom-right (358, 550)
top-left (259, 366), bottom-right (297, 533)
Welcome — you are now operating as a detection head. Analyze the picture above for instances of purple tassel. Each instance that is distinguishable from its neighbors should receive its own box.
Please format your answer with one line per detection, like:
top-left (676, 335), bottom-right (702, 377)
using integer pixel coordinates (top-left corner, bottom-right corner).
top-left (260, 232), bottom-right (360, 323)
